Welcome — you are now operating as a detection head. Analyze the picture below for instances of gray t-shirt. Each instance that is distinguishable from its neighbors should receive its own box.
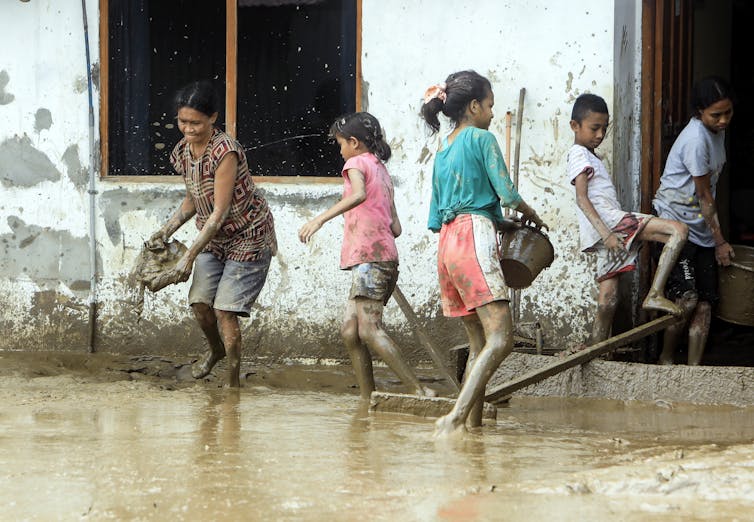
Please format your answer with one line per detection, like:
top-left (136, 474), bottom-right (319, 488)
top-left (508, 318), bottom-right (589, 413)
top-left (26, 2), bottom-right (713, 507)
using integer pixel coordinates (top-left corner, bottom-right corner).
top-left (652, 117), bottom-right (726, 247)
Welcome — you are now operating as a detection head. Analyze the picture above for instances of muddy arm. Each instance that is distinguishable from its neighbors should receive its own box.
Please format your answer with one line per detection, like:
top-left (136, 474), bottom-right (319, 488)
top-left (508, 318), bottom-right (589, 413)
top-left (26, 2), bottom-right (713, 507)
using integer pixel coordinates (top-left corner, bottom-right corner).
top-left (693, 174), bottom-right (733, 266)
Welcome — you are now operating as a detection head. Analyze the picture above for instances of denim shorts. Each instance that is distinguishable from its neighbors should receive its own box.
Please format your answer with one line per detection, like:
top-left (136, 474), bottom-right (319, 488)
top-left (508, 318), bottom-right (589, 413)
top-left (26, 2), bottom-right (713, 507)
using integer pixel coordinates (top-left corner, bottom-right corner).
top-left (348, 262), bottom-right (399, 306)
top-left (188, 250), bottom-right (272, 317)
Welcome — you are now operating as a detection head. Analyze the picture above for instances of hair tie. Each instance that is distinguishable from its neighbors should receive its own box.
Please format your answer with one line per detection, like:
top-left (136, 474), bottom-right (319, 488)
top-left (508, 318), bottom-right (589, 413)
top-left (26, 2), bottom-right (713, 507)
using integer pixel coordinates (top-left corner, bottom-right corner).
top-left (423, 82), bottom-right (447, 104)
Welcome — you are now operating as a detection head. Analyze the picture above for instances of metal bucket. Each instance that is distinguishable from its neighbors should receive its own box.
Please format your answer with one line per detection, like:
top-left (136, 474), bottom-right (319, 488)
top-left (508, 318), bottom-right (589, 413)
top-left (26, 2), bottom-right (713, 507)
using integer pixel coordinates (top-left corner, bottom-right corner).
top-left (717, 244), bottom-right (754, 327)
top-left (498, 225), bottom-right (555, 289)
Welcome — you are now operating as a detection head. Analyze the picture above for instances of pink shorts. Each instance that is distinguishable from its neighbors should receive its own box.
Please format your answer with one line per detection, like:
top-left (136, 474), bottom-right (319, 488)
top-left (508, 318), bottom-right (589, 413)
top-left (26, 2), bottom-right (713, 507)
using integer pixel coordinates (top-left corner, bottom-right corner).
top-left (437, 214), bottom-right (510, 317)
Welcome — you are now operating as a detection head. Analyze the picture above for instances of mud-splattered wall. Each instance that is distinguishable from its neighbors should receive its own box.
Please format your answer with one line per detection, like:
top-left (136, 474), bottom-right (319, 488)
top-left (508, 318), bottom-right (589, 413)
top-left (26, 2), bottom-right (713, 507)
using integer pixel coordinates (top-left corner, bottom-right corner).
top-left (0, 1), bottom-right (639, 361)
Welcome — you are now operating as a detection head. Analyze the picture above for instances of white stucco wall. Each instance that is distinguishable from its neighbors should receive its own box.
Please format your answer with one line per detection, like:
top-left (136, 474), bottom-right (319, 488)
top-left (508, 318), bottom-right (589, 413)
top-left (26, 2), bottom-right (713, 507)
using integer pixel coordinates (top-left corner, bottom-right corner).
top-left (0, 0), bottom-right (624, 359)
top-left (360, 0), bottom-right (616, 342)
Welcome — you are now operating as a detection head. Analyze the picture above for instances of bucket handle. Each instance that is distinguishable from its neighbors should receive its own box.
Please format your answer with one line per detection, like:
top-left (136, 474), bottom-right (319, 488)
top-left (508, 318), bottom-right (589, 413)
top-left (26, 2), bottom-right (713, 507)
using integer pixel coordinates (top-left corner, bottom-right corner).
top-left (498, 218), bottom-right (551, 239)
top-left (729, 261), bottom-right (754, 273)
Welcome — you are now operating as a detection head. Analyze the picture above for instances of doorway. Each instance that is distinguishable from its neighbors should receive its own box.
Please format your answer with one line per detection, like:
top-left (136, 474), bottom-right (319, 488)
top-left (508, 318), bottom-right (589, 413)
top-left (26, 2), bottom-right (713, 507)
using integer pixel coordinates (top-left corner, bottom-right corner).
top-left (640, 0), bottom-right (754, 365)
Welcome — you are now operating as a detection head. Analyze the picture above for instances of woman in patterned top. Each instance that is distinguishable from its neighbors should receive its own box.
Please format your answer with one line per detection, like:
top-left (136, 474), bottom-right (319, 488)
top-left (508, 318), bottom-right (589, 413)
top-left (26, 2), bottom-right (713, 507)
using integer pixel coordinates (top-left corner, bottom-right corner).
top-left (148, 80), bottom-right (276, 387)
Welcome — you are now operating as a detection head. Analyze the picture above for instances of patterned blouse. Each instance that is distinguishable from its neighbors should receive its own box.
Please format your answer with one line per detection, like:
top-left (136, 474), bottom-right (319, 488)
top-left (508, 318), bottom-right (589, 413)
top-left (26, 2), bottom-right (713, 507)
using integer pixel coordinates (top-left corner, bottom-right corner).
top-left (170, 128), bottom-right (276, 262)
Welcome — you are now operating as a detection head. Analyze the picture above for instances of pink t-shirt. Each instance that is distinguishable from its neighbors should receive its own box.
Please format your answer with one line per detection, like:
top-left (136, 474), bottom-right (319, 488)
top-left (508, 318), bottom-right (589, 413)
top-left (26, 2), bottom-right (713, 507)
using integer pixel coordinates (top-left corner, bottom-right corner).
top-left (340, 152), bottom-right (399, 269)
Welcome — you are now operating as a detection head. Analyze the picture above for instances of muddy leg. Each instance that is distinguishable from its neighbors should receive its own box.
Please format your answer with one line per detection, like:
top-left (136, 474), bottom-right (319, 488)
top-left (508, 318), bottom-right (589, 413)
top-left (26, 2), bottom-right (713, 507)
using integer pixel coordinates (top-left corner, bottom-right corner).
top-left (589, 278), bottom-right (619, 345)
top-left (658, 291), bottom-right (697, 365)
top-left (191, 303), bottom-right (226, 379)
top-left (435, 301), bottom-right (513, 437)
top-left (215, 310), bottom-right (242, 387)
top-left (461, 314), bottom-right (486, 428)
top-left (687, 301), bottom-right (711, 366)
top-left (342, 299), bottom-right (375, 399)
top-left (356, 297), bottom-right (431, 397)
top-left (640, 219), bottom-right (687, 316)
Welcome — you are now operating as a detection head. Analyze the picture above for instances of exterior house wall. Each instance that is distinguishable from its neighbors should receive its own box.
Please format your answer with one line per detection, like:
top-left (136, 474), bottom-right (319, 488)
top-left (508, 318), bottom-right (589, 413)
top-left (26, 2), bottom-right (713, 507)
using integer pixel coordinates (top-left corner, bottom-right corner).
top-left (0, 0), bottom-right (630, 361)
top-left (612, 0), bottom-right (644, 326)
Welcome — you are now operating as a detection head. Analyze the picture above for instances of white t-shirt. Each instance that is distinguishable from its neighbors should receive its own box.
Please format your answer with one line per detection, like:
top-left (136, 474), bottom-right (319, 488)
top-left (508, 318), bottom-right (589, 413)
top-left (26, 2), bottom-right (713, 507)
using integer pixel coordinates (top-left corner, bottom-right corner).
top-left (652, 117), bottom-right (726, 247)
top-left (567, 144), bottom-right (627, 251)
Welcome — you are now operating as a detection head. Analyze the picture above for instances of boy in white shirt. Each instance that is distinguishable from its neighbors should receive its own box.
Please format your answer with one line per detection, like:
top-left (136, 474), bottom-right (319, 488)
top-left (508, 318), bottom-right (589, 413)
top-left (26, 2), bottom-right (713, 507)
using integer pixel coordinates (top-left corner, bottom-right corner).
top-left (568, 94), bottom-right (687, 344)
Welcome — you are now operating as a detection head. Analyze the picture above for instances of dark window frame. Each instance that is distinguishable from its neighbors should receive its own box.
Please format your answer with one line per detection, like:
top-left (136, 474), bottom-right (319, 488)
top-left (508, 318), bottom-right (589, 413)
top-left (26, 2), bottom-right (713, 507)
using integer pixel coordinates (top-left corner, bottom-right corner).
top-left (99, 0), bottom-right (362, 184)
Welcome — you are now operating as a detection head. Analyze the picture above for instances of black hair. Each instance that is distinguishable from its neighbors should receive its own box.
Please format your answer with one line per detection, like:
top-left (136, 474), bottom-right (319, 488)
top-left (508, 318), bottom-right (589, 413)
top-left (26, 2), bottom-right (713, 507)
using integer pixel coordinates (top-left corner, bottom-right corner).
top-left (329, 112), bottom-right (392, 162)
top-left (420, 70), bottom-right (492, 134)
top-left (570, 93), bottom-right (609, 123)
top-left (174, 80), bottom-right (219, 117)
top-left (689, 76), bottom-right (733, 117)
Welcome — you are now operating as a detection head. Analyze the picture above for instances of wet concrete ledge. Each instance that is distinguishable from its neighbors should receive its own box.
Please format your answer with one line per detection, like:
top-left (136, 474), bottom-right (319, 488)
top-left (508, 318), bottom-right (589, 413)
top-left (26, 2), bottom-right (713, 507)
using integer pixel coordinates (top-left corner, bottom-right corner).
top-left (489, 352), bottom-right (754, 407)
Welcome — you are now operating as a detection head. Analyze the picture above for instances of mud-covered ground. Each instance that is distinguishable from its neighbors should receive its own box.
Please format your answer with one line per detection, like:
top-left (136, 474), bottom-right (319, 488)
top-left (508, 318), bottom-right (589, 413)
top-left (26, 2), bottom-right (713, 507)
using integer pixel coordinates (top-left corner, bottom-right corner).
top-left (1, 350), bottom-right (753, 521)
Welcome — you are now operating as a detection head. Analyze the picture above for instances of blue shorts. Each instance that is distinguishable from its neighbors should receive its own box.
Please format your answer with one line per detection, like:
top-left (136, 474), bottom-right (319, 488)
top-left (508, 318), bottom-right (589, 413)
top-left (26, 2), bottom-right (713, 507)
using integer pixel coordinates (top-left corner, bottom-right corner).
top-left (188, 250), bottom-right (271, 317)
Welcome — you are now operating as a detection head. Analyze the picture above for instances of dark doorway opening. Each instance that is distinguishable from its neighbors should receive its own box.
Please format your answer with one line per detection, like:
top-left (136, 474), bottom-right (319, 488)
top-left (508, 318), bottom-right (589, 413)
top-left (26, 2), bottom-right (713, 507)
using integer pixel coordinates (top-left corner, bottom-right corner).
top-left (638, 0), bottom-right (754, 366)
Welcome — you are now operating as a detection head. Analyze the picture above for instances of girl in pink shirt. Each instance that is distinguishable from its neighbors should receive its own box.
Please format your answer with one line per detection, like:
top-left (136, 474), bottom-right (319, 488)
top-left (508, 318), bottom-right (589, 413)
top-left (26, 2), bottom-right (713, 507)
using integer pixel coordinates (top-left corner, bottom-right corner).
top-left (299, 112), bottom-right (432, 399)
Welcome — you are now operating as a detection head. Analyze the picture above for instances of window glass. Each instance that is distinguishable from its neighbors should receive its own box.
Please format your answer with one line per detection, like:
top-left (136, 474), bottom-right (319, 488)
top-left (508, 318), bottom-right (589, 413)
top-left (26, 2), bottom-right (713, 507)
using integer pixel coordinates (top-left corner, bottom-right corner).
top-left (108, 1), bottom-right (226, 175)
top-left (236, 0), bottom-right (356, 176)
top-left (106, 0), bottom-right (356, 177)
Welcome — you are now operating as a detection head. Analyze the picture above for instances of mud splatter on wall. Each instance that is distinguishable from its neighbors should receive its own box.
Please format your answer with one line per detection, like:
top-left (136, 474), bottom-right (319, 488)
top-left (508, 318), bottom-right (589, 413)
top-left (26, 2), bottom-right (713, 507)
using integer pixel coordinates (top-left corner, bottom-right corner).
top-left (0, 70), bottom-right (14, 105)
top-left (0, 0), bottom-right (637, 357)
top-left (0, 136), bottom-right (61, 187)
top-left (61, 145), bottom-right (87, 189)
top-left (0, 216), bottom-right (95, 291)
top-left (34, 108), bottom-right (53, 132)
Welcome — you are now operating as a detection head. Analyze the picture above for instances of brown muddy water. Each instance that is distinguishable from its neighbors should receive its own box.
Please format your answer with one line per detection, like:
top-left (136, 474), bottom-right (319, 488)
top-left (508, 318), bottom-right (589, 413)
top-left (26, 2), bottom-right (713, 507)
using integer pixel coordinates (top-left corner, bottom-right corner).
top-left (1, 352), bottom-right (753, 521)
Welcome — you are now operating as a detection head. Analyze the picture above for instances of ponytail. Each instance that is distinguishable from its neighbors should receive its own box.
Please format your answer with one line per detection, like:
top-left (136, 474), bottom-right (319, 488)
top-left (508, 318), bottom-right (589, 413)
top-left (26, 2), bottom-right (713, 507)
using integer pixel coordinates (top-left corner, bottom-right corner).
top-left (420, 97), bottom-right (444, 134)
top-left (330, 112), bottom-right (392, 162)
top-left (420, 70), bottom-right (492, 135)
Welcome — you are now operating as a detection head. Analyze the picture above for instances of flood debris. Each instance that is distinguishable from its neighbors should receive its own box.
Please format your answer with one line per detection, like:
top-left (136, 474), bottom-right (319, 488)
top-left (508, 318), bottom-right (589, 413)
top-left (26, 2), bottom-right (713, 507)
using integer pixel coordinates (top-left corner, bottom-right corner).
top-left (128, 239), bottom-right (188, 318)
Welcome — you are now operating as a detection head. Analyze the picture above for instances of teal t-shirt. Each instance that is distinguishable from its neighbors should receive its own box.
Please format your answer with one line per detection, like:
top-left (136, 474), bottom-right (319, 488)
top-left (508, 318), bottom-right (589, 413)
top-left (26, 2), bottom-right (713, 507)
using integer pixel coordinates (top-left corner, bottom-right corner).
top-left (428, 126), bottom-right (522, 232)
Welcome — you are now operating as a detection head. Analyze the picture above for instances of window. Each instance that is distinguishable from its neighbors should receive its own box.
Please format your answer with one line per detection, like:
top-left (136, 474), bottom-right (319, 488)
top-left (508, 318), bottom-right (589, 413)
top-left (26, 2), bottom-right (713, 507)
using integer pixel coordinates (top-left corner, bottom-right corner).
top-left (102, 0), bottom-right (359, 178)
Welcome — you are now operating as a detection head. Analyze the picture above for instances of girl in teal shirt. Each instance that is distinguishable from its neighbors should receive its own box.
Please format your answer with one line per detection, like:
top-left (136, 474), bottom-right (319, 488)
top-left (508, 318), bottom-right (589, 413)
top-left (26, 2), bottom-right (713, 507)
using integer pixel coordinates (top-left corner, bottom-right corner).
top-left (421, 70), bottom-right (546, 437)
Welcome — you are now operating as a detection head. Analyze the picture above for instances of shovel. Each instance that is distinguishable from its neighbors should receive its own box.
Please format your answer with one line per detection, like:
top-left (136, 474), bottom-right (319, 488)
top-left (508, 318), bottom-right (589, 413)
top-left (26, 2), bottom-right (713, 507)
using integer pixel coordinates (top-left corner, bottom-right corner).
top-left (392, 285), bottom-right (461, 391)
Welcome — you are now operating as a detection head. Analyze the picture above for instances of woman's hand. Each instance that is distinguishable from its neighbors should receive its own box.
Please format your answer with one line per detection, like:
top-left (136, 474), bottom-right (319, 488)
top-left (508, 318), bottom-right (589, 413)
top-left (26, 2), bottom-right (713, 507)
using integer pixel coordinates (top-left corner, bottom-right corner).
top-left (146, 196), bottom-right (196, 249)
top-left (170, 253), bottom-right (195, 283)
top-left (146, 228), bottom-right (168, 249)
top-left (715, 241), bottom-right (734, 266)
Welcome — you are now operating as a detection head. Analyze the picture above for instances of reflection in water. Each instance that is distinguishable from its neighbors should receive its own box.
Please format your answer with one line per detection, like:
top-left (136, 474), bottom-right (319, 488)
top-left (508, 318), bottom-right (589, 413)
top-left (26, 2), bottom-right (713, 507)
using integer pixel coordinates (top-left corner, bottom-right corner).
top-left (1, 376), bottom-right (753, 521)
top-left (197, 389), bottom-right (241, 460)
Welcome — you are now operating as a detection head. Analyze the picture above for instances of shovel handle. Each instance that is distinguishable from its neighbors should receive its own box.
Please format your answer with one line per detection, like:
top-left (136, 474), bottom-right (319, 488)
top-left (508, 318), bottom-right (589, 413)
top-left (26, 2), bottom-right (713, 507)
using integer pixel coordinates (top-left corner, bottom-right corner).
top-left (392, 285), bottom-right (461, 391)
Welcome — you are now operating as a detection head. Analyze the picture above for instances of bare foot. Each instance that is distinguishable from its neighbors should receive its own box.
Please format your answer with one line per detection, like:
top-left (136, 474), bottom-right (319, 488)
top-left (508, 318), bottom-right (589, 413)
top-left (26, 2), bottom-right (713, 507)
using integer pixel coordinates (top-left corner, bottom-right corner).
top-left (642, 292), bottom-right (682, 316)
top-left (418, 386), bottom-right (438, 398)
top-left (191, 350), bottom-right (225, 379)
top-left (433, 413), bottom-right (466, 438)
top-left (658, 357), bottom-right (674, 365)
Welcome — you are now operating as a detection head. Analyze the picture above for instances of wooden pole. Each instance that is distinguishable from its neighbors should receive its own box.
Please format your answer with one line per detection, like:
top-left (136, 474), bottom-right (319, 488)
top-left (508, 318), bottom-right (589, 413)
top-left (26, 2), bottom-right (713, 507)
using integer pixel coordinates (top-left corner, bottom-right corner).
top-left (484, 314), bottom-right (678, 404)
top-left (225, 0), bottom-right (237, 137)
top-left (504, 111), bottom-right (512, 217)
top-left (392, 285), bottom-right (461, 391)
top-left (512, 88), bottom-right (525, 188)
top-left (511, 88), bottom-right (526, 324)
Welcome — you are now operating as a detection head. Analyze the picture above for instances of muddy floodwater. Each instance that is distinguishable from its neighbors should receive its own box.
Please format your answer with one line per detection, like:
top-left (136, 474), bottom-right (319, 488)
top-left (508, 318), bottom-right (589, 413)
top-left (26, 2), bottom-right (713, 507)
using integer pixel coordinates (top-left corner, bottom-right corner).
top-left (1, 352), bottom-right (753, 521)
